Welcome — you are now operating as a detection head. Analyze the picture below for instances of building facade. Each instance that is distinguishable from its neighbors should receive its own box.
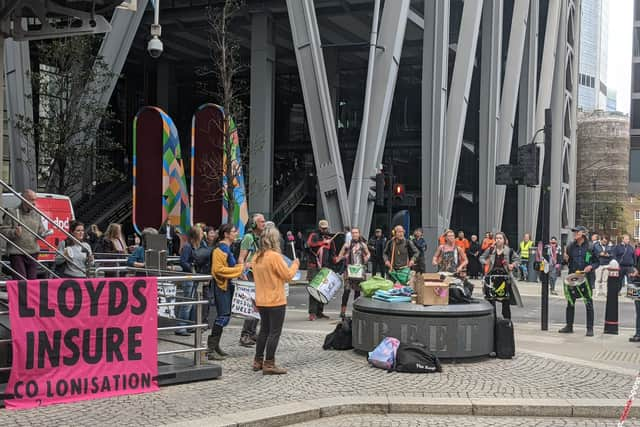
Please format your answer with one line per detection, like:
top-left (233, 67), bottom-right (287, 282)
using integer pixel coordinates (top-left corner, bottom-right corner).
top-left (631, 0), bottom-right (640, 194)
top-left (5, 0), bottom-right (582, 252)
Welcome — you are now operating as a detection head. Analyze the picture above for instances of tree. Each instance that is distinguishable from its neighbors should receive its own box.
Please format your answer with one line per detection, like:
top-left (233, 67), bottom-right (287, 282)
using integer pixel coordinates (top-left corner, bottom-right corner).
top-left (16, 36), bottom-right (123, 196)
top-left (195, 0), bottom-right (248, 218)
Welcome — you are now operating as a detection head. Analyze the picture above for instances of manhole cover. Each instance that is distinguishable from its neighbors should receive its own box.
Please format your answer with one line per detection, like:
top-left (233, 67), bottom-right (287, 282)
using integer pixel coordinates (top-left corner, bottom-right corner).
top-left (592, 351), bottom-right (640, 364)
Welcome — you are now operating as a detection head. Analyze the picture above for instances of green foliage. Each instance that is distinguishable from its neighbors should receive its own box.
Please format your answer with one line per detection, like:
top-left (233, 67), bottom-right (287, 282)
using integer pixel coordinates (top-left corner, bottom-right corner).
top-left (16, 36), bottom-right (123, 195)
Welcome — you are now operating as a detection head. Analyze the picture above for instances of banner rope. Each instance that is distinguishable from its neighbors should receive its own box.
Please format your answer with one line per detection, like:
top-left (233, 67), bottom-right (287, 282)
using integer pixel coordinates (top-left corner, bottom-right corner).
top-left (619, 370), bottom-right (640, 426)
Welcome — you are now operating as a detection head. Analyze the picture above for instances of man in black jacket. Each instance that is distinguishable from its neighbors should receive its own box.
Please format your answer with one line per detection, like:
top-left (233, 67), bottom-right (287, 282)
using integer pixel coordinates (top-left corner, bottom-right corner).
top-left (559, 226), bottom-right (599, 336)
top-left (367, 228), bottom-right (387, 277)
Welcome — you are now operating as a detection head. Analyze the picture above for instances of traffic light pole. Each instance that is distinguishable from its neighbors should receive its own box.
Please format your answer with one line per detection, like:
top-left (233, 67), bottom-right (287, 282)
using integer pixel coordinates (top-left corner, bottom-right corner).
top-left (540, 108), bottom-right (552, 331)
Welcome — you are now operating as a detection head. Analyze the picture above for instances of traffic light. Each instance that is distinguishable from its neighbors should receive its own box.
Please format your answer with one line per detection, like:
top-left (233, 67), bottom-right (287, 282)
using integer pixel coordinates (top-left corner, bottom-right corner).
top-left (393, 183), bottom-right (405, 200)
top-left (517, 143), bottom-right (540, 186)
top-left (375, 173), bottom-right (385, 206)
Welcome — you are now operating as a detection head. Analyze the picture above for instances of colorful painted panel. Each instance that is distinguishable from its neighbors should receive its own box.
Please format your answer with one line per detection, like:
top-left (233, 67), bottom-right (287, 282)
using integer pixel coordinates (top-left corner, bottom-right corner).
top-left (133, 106), bottom-right (191, 235)
top-left (161, 110), bottom-right (191, 233)
top-left (191, 103), bottom-right (224, 228)
top-left (221, 113), bottom-right (249, 238)
top-left (132, 107), bottom-right (163, 235)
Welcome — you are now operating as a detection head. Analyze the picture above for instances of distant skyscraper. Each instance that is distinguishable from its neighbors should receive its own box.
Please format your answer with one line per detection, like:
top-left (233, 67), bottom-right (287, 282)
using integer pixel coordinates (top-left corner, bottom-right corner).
top-left (578, 0), bottom-right (615, 111)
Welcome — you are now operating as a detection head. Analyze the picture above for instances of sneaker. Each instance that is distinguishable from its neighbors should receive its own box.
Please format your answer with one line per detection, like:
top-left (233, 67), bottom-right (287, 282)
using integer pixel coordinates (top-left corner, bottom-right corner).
top-left (239, 336), bottom-right (255, 347)
top-left (558, 325), bottom-right (573, 333)
top-left (629, 335), bottom-right (640, 342)
top-left (308, 314), bottom-right (317, 321)
top-left (317, 313), bottom-right (330, 319)
top-left (174, 330), bottom-right (190, 336)
top-left (586, 329), bottom-right (594, 337)
top-left (550, 290), bottom-right (558, 295)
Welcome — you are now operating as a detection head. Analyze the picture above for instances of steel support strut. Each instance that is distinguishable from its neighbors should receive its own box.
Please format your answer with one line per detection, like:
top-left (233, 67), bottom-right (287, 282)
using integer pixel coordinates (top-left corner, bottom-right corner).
top-left (5, 38), bottom-right (35, 191)
top-left (421, 0), bottom-right (449, 267)
top-left (525, 0), bottom-right (561, 242)
top-left (442, 0), bottom-right (484, 224)
top-left (517, 0), bottom-right (539, 240)
top-left (493, 0), bottom-right (531, 229)
top-left (286, 0), bottom-right (350, 230)
top-left (478, 0), bottom-right (503, 237)
top-left (349, 0), bottom-right (410, 234)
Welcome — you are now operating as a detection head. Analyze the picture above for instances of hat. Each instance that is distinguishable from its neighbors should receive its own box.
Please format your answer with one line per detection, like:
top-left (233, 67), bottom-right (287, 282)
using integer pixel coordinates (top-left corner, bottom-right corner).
top-left (550, 236), bottom-right (557, 241)
top-left (318, 219), bottom-right (329, 229)
top-left (571, 225), bottom-right (588, 232)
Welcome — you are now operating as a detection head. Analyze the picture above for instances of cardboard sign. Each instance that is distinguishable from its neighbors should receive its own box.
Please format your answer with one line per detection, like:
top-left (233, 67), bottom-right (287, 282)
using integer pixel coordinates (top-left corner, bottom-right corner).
top-left (5, 278), bottom-right (159, 409)
top-left (157, 282), bottom-right (177, 319)
top-left (231, 281), bottom-right (260, 319)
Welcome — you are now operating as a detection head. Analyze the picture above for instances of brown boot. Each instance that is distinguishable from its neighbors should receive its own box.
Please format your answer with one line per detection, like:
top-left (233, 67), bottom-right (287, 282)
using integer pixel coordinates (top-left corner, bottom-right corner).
top-left (252, 357), bottom-right (263, 371)
top-left (262, 359), bottom-right (287, 375)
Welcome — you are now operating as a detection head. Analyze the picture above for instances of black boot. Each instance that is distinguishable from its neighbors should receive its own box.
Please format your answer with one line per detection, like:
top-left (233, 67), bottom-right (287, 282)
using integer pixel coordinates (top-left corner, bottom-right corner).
top-left (560, 305), bottom-right (575, 333)
top-left (207, 325), bottom-right (226, 360)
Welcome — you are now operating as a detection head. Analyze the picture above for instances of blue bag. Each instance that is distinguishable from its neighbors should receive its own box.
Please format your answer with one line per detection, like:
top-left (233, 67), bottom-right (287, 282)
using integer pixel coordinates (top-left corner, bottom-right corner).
top-left (367, 337), bottom-right (400, 370)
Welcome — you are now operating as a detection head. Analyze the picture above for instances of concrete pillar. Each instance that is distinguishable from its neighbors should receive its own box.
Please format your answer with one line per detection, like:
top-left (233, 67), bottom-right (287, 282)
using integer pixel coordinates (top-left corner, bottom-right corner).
top-left (156, 60), bottom-right (170, 112)
top-left (249, 13), bottom-right (276, 219)
top-left (5, 38), bottom-right (36, 191)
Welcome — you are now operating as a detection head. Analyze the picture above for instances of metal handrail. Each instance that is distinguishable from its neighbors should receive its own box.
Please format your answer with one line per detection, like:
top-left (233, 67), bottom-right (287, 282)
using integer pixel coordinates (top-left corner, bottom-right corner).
top-left (0, 274), bottom-right (213, 371)
top-left (0, 180), bottom-right (83, 246)
top-left (0, 232), bottom-right (59, 278)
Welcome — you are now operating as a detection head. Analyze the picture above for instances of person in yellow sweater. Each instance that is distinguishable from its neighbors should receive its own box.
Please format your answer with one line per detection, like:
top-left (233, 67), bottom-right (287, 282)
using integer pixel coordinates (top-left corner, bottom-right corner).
top-left (251, 226), bottom-right (300, 374)
top-left (208, 223), bottom-right (244, 360)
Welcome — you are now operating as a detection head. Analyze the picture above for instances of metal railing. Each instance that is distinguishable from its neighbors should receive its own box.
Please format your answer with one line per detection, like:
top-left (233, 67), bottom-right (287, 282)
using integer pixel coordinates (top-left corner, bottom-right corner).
top-left (0, 269), bottom-right (213, 373)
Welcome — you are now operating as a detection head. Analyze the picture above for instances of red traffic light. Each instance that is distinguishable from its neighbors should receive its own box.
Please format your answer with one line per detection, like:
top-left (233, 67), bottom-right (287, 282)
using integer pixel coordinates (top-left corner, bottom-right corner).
top-left (394, 183), bottom-right (405, 197)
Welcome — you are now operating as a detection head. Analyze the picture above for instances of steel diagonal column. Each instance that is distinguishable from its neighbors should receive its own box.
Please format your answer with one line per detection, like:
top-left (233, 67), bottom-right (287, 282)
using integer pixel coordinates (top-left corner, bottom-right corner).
top-left (493, 0), bottom-right (530, 230)
top-left (567, 0), bottom-right (580, 230)
top-left (5, 38), bottom-right (35, 191)
top-left (421, 0), bottom-right (449, 265)
top-left (91, 0), bottom-right (148, 110)
top-left (517, 0), bottom-right (539, 239)
top-left (550, 0), bottom-right (568, 241)
top-left (478, 0), bottom-right (503, 237)
top-left (526, 0), bottom-right (561, 242)
top-left (442, 0), bottom-right (483, 225)
top-left (286, 0), bottom-right (349, 230)
top-left (350, 0), bottom-right (410, 235)
top-left (249, 13), bottom-right (275, 218)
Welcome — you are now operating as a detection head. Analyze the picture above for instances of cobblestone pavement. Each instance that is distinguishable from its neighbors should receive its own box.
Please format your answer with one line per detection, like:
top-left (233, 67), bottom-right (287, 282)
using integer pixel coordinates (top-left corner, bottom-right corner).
top-left (293, 414), bottom-right (640, 427)
top-left (0, 327), bottom-right (637, 426)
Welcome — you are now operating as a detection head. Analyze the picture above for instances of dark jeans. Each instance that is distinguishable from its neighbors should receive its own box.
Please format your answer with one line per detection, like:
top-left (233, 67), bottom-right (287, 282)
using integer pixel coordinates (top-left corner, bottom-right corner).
top-left (213, 282), bottom-right (234, 327)
top-left (565, 286), bottom-right (594, 330)
top-left (177, 282), bottom-right (196, 331)
top-left (255, 305), bottom-right (286, 360)
top-left (241, 318), bottom-right (259, 338)
top-left (635, 300), bottom-right (640, 337)
top-left (307, 268), bottom-right (325, 315)
top-left (341, 288), bottom-right (361, 307)
top-left (371, 258), bottom-right (386, 277)
top-left (10, 254), bottom-right (39, 280)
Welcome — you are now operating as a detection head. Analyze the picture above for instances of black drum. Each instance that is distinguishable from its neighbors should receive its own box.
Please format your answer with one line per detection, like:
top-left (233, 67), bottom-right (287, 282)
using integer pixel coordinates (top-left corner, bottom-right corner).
top-left (563, 273), bottom-right (591, 302)
top-left (483, 269), bottom-right (512, 302)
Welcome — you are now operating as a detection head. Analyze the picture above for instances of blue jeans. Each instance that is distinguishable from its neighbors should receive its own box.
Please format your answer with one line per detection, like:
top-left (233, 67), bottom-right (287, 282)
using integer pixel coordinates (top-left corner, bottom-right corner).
top-left (176, 282), bottom-right (195, 332)
top-left (635, 300), bottom-right (640, 337)
top-left (213, 282), bottom-right (234, 327)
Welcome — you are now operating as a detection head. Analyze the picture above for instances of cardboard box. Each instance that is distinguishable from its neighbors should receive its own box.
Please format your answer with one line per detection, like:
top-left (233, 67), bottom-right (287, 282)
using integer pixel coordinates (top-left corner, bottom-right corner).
top-left (412, 274), bottom-right (450, 305)
top-left (422, 273), bottom-right (444, 282)
top-left (421, 281), bottom-right (449, 305)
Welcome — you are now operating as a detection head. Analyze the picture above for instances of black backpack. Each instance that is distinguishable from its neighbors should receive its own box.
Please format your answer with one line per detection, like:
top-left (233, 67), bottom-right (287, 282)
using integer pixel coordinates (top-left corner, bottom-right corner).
top-left (193, 246), bottom-right (214, 274)
top-left (394, 343), bottom-right (442, 373)
top-left (323, 317), bottom-right (353, 350)
top-left (449, 279), bottom-right (475, 304)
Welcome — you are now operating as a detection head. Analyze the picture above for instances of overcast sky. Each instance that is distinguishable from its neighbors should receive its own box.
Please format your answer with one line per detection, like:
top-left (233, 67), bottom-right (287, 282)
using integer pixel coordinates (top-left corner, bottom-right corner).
top-left (607, 0), bottom-right (633, 113)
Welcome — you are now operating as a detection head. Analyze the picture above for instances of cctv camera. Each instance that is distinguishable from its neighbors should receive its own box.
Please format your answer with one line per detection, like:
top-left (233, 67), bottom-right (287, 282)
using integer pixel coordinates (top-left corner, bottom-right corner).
top-left (147, 36), bottom-right (163, 59)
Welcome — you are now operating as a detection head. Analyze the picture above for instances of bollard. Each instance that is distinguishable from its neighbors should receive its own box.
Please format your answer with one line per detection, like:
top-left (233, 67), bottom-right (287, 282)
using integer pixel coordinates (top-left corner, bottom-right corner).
top-left (604, 266), bottom-right (620, 335)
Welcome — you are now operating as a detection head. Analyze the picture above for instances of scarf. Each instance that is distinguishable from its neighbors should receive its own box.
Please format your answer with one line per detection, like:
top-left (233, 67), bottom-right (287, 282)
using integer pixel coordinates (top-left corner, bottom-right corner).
top-left (218, 242), bottom-right (237, 267)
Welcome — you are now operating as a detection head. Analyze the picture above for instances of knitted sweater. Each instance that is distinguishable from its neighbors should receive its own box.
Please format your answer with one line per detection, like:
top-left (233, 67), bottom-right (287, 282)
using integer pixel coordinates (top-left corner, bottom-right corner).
top-left (252, 250), bottom-right (299, 307)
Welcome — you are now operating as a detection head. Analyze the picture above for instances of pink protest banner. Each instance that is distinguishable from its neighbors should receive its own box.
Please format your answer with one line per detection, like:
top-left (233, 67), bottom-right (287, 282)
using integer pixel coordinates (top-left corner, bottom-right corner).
top-left (5, 277), bottom-right (159, 409)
